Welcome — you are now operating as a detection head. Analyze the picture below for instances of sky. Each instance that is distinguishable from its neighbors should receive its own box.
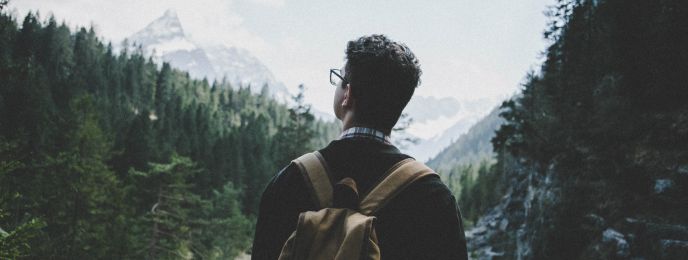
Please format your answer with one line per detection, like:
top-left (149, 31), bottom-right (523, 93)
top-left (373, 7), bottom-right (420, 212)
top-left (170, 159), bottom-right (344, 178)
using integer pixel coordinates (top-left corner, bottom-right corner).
top-left (8, 0), bottom-right (552, 114)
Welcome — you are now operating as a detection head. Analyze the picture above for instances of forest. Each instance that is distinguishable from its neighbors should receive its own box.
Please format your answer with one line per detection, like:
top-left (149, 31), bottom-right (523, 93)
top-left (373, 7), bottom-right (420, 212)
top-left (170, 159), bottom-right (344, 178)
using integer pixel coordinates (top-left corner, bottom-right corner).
top-left (2, 0), bottom-right (688, 259)
top-left (427, 0), bottom-right (687, 259)
top-left (0, 5), bottom-right (339, 259)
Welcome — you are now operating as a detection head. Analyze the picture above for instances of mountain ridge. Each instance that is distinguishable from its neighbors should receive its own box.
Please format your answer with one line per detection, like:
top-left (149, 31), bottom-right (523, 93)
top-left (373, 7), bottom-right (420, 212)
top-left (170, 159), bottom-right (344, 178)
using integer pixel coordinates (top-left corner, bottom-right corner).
top-left (126, 9), bottom-right (289, 99)
top-left (401, 96), bottom-right (496, 161)
top-left (426, 105), bottom-right (503, 173)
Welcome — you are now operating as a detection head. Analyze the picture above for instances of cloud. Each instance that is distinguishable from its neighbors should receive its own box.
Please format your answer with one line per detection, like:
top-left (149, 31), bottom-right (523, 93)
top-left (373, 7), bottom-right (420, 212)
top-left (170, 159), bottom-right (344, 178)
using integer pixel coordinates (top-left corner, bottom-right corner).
top-left (9, 0), bottom-right (547, 115)
top-left (174, 1), bottom-right (271, 57)
top-left (9, 0), bottom-right (270, 58)
top-left (246, 0), bottom-right (286, 8)
top-left (415, 56), bottom-right (513, 103)
top-left (265, 35), bottom-right (342, 112)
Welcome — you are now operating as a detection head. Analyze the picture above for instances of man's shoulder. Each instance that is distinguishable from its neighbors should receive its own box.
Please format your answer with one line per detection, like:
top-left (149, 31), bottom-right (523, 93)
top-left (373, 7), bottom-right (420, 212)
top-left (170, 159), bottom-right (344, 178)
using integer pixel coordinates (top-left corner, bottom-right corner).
top-left (382, 162), bottom-right (455, 210)
top-left (269, 148), bottom-right (330, 187)
top-left (403, 171), bottom-right (452, 200)
top-left (270, 161), bottom-right (301, 188)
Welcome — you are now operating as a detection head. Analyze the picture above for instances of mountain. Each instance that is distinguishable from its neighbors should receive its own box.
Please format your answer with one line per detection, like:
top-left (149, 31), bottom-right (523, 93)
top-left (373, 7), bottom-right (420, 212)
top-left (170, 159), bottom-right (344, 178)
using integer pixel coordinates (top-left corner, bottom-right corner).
top-left (126, 9), bottom-right (288, 98)
top-left (204, 45), bottom-right (289, 98)
top-left (128, 10), bottom-right (190, 48)
top-left (403, 96), bottom-right (462, 125)
top-left (400, 96), bottom-right (496, 161)
top-left (127, 10), bottom-right (496, 156)
top-left (127, 10), bottom-right (215, 81)
top-left (426, 106), bottom-right (504, 174)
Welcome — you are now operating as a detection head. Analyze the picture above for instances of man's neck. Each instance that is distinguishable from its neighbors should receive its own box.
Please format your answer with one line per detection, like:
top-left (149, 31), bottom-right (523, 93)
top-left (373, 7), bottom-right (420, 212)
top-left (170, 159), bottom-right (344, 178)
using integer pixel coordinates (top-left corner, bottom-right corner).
top-left (339, 126), bottom-right (392, 145)
top-left (339, 111), bottom-right (390, 135)
top-left (340, 111), bottom-right (356, 132)
top-left (340, 122), bottom-right (390, 136)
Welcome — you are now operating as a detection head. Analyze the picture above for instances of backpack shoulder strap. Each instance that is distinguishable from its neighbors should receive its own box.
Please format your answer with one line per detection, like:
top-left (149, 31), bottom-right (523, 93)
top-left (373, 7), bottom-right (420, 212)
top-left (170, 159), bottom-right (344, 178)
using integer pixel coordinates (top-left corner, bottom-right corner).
top-left (292, 151), bottom-right (333, 208)
top-left (359, 158), bottom-right (438, 215)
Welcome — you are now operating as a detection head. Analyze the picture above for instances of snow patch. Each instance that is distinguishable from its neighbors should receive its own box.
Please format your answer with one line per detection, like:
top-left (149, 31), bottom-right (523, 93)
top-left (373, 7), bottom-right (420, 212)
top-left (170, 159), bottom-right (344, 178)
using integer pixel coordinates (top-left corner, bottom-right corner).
top-left (148, 37), bottom-right (197, 57)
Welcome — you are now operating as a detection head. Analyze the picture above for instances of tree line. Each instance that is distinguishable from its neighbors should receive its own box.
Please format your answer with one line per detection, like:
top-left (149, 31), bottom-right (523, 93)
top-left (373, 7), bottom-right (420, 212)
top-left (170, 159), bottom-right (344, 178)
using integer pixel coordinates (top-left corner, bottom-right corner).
top-left (486, 0), bottom-right (687, 258)
top-left (425, 107), bottom-right (503, 227)
top-left (0, 10), bottom-right (339, 259)
top-left (426, 1), bottom-right (686, 258)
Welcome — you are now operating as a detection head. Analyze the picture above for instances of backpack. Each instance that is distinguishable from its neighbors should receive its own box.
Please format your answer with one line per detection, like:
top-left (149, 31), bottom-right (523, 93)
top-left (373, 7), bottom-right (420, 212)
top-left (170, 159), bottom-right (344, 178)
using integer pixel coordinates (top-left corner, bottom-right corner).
top-left (278, 151), bottom-right (438, 260)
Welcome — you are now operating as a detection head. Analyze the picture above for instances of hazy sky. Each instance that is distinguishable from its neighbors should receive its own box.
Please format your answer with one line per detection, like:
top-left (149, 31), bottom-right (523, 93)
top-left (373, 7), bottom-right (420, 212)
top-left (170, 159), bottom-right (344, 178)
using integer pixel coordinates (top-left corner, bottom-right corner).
top-left (9, 0), bottom-right (552, 113)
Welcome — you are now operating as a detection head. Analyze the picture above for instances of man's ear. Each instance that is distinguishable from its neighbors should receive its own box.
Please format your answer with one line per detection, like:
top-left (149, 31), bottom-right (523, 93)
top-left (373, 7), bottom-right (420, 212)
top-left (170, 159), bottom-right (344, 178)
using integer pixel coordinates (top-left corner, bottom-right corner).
top-left (342, 84), bottom-right (354, 107)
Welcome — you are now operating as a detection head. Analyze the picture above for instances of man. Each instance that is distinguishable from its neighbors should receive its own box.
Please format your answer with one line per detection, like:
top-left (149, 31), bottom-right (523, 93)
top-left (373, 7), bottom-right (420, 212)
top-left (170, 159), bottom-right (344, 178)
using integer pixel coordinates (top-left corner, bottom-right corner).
top-left (252, 34), bottom-right (468, 260)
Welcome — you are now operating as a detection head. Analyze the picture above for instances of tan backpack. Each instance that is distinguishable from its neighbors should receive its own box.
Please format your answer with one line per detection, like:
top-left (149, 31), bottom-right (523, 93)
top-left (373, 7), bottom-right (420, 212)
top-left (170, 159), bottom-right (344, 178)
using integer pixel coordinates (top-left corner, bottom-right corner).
top-left (278, 151), bottom-right (438, 260)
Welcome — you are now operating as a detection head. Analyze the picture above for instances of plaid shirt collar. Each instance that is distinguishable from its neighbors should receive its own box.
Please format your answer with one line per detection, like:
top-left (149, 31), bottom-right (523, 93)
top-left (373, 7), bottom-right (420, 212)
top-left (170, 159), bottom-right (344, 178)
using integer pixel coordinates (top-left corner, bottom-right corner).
top-left (339, 127), bottom-right (392, 145)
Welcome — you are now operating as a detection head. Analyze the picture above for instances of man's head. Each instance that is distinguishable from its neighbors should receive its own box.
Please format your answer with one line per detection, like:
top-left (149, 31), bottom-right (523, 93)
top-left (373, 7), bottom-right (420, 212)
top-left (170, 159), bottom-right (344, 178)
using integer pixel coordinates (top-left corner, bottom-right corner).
top-left (333, 34), bottom-right (421, 134)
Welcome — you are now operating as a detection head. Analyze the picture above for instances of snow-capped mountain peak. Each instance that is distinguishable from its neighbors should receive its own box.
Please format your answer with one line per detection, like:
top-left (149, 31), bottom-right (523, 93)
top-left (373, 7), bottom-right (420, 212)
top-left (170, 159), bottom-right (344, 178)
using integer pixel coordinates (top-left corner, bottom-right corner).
top-left (125, 10), bottom-right (290, 99)
top-left (204, 45), bottom-right (289, 96)
top-left (399, 96), bottom-right (497, 161)
top-left (130, 9), bottom-right (187, 47)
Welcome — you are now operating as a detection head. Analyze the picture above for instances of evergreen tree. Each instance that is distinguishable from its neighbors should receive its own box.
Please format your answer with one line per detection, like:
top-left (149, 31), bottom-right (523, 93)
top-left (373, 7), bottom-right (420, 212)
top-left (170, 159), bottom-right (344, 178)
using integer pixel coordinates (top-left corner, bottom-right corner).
top-left (272, 84), bottom-right (315, 166)
top-left (0, 138), bottom-right (46, 259)
top-left (0, 10), bottom-right (339, 257)
top-left (127, 155), bottom-right (208, 259)
top-left (198, 182), bottom-right (253, 259)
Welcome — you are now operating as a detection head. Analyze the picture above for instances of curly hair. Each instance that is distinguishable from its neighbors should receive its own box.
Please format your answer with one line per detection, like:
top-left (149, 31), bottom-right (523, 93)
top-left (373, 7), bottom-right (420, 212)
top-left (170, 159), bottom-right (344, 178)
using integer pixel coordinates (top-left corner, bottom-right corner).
top-left (344, 34), bottom-right (422, 134)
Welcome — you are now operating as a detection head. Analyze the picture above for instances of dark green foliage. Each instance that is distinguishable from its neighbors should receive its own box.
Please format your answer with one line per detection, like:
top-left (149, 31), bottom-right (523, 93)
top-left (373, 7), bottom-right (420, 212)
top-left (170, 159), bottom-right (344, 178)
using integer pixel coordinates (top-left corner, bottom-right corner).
top-left (272, 85), bottom-right (316, 166)
top-left (488, 0), bottom-right (688, 258)
top-left (200, 182), bottom-right (253, 259)
top-left (0, 138), bottom-right (46, 259)
top-left (0, 215), bottom-right (45, 259)
top-left (426, 107), bottom-right (504, 227)
top-left (127, 155), bottom-right (204, 259)
top-left (451, 161), bottom-right (506, 227)
top-left (0, 11), bottom-right (339, 258)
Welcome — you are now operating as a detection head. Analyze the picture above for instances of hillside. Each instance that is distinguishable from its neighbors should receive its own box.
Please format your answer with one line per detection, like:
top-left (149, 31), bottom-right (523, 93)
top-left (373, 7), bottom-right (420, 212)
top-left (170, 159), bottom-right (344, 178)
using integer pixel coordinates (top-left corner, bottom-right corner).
top-left (427, 106), bottom-right (503, 174)
top-left (0, 10), bottom-right (338, 259)
top-left (402, 96), bottom-right (496, 161)
top-left (460, 0), bottom-right (688, 259)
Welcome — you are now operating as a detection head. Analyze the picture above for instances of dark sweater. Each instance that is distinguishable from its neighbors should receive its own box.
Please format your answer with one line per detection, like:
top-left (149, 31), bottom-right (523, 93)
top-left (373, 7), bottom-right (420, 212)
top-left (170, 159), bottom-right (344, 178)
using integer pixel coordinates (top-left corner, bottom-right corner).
top-left (251, 138), bottom-right (468, 260)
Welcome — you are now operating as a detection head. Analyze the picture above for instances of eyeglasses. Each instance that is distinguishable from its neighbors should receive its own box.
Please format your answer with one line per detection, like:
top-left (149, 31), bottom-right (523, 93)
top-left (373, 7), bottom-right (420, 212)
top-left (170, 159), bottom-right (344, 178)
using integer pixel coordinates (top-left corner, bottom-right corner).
top-left (330, 69), bottom-right (347, 87)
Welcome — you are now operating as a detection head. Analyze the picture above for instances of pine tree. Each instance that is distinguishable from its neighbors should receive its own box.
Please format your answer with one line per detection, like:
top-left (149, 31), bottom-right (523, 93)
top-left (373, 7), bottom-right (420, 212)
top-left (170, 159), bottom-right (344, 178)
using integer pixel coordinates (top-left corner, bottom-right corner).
top-left (0, 10), bottom-right (340, 257)
top-left (272, 84), bottom-right (315, 166)
top-left (0, 138), bottom-right (46, 259)
top-left (198, 182), bottom-right (253, 259)
top-left (128, 155), bottom-right (205, 259)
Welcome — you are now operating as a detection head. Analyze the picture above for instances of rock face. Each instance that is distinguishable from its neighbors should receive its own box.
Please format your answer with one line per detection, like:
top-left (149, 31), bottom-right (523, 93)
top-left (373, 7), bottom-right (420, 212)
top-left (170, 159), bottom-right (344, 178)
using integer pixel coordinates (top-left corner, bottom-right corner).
top-left (465, 157), bottom-right (688, 260)
top-left (464, 157), bottom-right (550, 260)
top-left (654, 179), bottom-right (674, 194)
top-left (601, 228), bottom-right (630, 258)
